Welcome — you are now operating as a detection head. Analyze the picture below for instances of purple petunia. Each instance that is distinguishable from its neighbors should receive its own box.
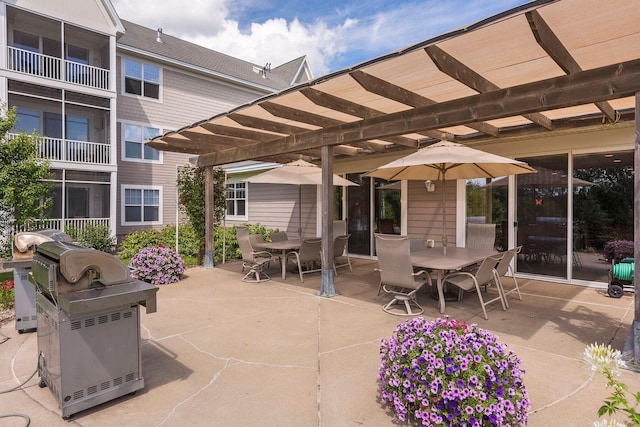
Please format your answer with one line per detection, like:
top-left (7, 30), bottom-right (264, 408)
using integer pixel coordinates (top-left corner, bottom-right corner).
top-left (378, 316), bottom-right (530, 426)
top-left (130, 246), bottom-right (184, 285)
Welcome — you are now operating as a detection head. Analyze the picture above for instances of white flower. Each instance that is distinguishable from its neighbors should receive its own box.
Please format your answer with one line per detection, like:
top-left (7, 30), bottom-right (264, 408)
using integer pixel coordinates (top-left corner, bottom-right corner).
top-left (584, 343), bottom-right (625, 374)
top-left (593, 418), bottom-right (628, 427)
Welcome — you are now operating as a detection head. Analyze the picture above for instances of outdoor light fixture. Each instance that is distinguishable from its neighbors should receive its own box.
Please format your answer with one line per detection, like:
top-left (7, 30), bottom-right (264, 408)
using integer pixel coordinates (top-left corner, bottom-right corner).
top-left (424, 180), bottom-right (435, 192)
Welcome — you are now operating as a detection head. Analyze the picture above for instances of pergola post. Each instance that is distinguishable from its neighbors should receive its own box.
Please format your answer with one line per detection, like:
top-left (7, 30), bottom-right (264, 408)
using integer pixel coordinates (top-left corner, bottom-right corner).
top-left (623, 91), bottom-right (640, 365)
top-left (203, 165), bottom-right (215, 269)
top-left (317, 145), bottom-right (337, 297)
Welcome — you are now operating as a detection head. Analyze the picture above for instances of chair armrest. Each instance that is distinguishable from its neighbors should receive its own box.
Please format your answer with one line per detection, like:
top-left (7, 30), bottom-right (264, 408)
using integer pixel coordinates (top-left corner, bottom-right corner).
top-left (253, 250), bottom-right (273, 258)
top-left (442, 270), bottom-right (475, 282)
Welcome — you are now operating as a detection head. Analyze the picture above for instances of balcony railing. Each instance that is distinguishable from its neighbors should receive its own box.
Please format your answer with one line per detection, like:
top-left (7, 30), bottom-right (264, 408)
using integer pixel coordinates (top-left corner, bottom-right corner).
top-left (7, 46), bottom-right (110, 90)
top-left (8, 134), bottom-right (112, 165)
top-left (14, 218), bottom-right (110, 233)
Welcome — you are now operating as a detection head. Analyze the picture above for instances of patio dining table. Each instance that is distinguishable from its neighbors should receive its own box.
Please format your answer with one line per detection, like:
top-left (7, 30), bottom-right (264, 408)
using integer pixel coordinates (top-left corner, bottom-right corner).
top-left (411, 247), bottom-right (499, 314)
top-left (252, 239), bottom-right (302, 279)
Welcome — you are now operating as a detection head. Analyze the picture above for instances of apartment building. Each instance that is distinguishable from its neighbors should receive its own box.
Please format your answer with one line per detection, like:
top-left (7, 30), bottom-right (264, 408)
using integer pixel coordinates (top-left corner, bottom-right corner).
top-left (0, 0), bottom-right (312, 241)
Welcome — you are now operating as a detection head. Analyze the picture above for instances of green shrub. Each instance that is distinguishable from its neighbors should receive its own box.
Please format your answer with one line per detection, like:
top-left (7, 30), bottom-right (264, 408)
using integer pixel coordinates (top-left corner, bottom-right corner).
top-left (120, 223), bottom-right (276, 265)
top-left (66, 224), bottom-right (116, 252)
top-left (159, 225), bottom-right (200, 259)
top-left (119, 229), bottom-right (163, 259)
top-left (118, 224), bottom-right (201, 264)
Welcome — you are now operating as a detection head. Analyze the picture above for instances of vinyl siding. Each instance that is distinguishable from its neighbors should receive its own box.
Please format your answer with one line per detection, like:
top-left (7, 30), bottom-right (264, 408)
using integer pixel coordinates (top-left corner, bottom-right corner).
top-left (406, 179), bottom-right (456, 243)
top-left (225, 183), bottom-right (318, 238)
top-left (115, 54), bottom-right (274, 240)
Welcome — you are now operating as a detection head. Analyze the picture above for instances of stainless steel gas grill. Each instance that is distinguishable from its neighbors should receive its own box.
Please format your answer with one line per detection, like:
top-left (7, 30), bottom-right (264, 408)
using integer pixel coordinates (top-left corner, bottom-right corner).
top-left (1, 229), bottom-right (72, 333)
top-left (30, 240), bottom-right (158, 419)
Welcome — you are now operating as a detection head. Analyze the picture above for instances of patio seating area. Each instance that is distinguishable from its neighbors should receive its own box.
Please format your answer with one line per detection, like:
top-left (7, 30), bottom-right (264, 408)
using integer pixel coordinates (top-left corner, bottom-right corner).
top-left (1, 257), bottom-right (639, 426)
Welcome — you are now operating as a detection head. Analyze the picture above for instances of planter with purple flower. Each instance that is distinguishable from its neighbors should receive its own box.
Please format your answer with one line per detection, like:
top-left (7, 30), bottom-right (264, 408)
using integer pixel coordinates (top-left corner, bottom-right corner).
top-left (378, 316), bottom-right (530, 426)
top-left (130, 246), bottom-right (185, 285)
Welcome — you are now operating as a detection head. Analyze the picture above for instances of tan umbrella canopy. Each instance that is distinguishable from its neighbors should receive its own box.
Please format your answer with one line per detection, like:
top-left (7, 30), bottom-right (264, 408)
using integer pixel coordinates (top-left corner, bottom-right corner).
top-left (483, 166), bottom-right (593, 188)
top-left (243, 160), bottom-right (358, 237)
top-left (366, 141), bottom-right (536, 254)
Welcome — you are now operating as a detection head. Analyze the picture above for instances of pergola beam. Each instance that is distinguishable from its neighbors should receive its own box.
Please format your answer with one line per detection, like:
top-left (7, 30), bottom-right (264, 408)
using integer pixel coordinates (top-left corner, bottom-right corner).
top-left (349, 69), bottom-right (500, 137)
top-left (425, 45), bottom-right (553, 130)
top-left (526, 9), bottom-right (617, 121)
top-left (194, 58), bottom-right (640, 167)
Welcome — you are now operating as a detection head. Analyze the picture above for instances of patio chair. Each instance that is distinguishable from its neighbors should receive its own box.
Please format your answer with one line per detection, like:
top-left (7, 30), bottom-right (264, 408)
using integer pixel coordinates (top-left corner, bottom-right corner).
top-left (333, 234), bottom-right (352, 275)
top-left (466, 223), bottom-right (496, 250)
top-left (238, 234), bottom-right (273, 283)
top-left (286, 238), bottom-right (322, 282)
top-left (375, 234), bottom-right (431, 316)
top-left (377, 218), bottom-right (395, 234)
top-left (269, 231), bottom-right (288, 242)
top-left (494, 246), bottom-right (523, 308)
top-left (442, 253), bottom-right (506, 320)
top-left (236, 225), bottom-right (249, 240)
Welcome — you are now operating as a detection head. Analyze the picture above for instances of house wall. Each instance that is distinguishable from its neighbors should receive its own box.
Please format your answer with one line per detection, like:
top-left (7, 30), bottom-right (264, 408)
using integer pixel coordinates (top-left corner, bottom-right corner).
top-left (225, 184), bottom-right (318, 238)
top-left (115, 55), bottom-right (270, 240)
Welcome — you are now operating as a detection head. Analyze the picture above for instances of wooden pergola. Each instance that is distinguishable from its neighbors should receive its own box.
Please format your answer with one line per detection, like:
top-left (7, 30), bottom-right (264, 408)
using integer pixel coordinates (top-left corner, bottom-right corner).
top-left (149, 0), bottom-right (640, 359)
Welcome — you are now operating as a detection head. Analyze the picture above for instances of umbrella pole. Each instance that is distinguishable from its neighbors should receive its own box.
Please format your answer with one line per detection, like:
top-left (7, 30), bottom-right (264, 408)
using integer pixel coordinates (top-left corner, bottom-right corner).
top-left (442, 171), bottom-right (447, 256)
top-left (298, 185), bottom-right (302, 238)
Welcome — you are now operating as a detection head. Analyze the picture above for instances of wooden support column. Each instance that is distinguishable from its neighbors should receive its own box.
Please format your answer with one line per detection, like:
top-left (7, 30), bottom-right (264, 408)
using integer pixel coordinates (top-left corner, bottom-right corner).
top-left (624, 91), bottom-right (640, 364)
top-left (204, 166), bottom-right (215, 269)
top-left (318, 145), bottom-right (337, 297)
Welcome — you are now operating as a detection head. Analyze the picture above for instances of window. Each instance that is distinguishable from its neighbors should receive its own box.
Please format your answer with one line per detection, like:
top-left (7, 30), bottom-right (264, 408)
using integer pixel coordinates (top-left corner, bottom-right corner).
top-left (15, 108), bottom-right (40, 133)
top-left (67, 116), bottom-right (89, 141)
top-left (122, 186), bottom-right (161, 224)
top-left (123, 58), bottom-right (160, 99)
top-left (226, 182), bottom-right (247, 219)
top-left (123, 123), bottom-right (161, 161)
top-left (14, 30), bottom-right (39, 52)
top-left (66, 44), bottom-right (89, 83)
top-left (13, 30), bottom-right (40, 73)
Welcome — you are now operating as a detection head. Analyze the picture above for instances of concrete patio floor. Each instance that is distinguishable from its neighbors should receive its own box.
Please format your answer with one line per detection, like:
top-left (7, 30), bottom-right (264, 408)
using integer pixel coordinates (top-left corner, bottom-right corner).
top-left (1, 257), bottom-right (639, 426)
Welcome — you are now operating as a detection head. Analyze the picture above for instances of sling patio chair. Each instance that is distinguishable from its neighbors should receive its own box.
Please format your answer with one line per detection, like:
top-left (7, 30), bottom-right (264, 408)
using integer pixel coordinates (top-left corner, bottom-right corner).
top-left (466, 223), bottom-right (496, 250)
top-left (237, 234), bottom-right (273, 283)
top-left (375, 234), bottom-right (431, 316)
top-left (442, 253), bottom-right (506, 320)
top-left (286, 238), bottom-right (322, 282)
top-left (494, 246), bottom-right (523, 308)
top-left (333, 234), bottom-right (352, 275)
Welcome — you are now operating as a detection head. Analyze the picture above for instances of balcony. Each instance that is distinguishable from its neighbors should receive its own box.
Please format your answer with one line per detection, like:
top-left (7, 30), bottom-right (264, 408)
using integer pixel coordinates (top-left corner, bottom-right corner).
top-left (7, 46), bottom-right (110, 91)
top-left (9, 133), bottom-right (111, 165)
top-left (13, 218), bottom-right (110, 234)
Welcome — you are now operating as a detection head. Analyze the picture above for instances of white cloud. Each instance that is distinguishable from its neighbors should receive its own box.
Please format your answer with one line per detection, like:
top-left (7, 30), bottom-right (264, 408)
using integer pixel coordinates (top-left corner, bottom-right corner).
top-left (186, 17), bottom-right (355, 75)
top-left (112, 0), bottom-right (229, 37)
top-left (110, 0), bottom-right (529, 76)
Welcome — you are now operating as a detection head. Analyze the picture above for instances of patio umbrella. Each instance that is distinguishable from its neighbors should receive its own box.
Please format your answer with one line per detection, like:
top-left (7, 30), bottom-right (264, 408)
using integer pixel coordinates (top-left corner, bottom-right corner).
top-left (365, 141), bottom-right (536, 254)
top-left (483, 166), bottom-right (593, 188)
top-left (243, 160), bottom-right (358, 237)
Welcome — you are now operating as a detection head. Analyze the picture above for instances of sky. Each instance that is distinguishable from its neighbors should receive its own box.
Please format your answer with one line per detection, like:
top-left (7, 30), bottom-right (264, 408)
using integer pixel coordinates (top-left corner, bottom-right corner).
top-left (110, 0), bottom-right (532, 77)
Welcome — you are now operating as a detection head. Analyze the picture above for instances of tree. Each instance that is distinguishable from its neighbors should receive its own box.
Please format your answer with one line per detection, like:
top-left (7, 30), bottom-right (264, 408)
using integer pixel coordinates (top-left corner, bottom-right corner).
top-left (0, 105), bottom-right (52, 254)
top-left (176, 165), bottom-right (226, 264)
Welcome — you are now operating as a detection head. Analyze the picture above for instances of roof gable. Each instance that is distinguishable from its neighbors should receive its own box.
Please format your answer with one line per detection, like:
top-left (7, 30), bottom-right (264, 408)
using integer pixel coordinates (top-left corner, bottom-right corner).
top-left (117, 20), bottom-right (310, 91)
